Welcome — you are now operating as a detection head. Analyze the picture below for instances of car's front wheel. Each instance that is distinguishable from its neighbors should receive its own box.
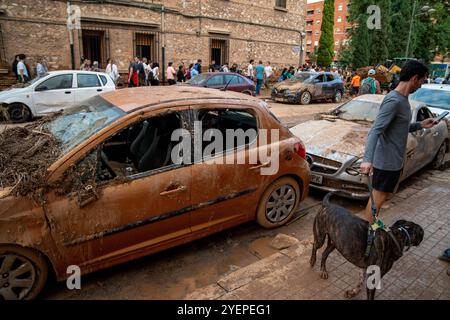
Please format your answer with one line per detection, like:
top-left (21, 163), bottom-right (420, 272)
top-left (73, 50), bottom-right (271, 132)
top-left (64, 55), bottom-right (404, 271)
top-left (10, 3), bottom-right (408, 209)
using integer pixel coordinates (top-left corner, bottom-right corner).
top-left (333, 90), bottom-right (343, 103)
top-left (431, 142), bottom-right (447, 170)
top-left (8, 103), bottom-right (31, 123)
top-left (256, 177), bottom-right (301, 229)
top-left (300, 91), bottom-right (312, 105)
top-left (0, 245), bottom-right (48, 300)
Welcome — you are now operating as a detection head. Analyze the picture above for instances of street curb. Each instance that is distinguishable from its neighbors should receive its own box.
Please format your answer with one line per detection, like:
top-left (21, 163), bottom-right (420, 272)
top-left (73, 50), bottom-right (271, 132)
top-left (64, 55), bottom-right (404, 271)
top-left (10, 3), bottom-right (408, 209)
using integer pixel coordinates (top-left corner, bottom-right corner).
top-left (185, 238), bottom-right (312, 300)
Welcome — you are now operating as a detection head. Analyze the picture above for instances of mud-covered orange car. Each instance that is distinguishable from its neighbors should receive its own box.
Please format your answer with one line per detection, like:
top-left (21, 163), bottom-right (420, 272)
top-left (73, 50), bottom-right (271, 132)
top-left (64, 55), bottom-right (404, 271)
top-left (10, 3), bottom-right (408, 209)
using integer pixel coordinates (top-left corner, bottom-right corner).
top-left (0, 87), bottom-right (310, 299)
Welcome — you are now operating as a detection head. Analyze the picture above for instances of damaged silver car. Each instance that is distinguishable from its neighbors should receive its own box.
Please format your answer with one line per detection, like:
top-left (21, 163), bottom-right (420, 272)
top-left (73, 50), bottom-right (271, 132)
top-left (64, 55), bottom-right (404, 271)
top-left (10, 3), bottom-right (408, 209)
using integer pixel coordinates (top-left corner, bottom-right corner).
top-left (290, 95), bottom-right (449, 199)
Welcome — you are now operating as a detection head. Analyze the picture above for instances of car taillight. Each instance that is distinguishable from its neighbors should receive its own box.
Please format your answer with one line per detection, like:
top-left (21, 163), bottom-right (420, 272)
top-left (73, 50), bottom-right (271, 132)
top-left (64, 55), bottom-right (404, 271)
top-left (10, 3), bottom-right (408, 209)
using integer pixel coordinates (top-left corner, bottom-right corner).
top-left (294, 141), bottom-right (306, 159)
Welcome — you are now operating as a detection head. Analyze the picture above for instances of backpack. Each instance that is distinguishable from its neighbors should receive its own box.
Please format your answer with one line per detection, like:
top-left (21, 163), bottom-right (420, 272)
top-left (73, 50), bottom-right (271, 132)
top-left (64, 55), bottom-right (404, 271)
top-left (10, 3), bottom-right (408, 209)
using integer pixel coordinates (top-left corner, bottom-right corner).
top-left (359, 77), bottom-right (376, 95)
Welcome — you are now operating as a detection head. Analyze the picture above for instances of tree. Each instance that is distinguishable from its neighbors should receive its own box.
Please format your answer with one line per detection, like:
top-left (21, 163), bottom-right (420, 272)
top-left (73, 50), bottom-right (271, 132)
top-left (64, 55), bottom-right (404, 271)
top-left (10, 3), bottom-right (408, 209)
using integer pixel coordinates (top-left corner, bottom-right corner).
top-left (317, 0), bottom-right (335, 67)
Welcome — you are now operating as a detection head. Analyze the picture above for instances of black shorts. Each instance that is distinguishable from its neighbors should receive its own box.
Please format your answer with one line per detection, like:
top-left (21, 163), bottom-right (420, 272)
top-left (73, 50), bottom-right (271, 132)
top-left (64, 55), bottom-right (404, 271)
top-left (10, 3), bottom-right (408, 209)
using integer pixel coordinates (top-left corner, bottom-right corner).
top-left (372, 168), bottom-right (402, 193)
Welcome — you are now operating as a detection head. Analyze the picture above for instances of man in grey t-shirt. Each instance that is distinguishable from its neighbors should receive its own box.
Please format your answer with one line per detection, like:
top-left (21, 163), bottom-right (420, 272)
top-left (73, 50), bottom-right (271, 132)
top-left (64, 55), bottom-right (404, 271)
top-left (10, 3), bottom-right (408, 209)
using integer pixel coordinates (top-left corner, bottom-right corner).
top-left (361, 60), bottom-right (438, 224)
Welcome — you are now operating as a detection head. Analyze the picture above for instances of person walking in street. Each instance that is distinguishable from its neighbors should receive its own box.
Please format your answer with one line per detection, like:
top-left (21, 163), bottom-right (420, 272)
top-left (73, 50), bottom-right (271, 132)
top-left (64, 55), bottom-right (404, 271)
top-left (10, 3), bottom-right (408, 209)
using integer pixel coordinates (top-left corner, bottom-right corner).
top-left (106, 58), bottom-right (120, 84)
top-left (264, 61), bottom-right (273, 89)
top-left (135, 57), bottom-right (145, 86)
top-left (255, 60), bottom-right (265, 96)
top-left (190, 63), bottom-right (199, 78)
top-left (195, 59), bottom-right (202, 74)
top-left (128, 57), bottom-right (138, 88)
top-left (177, 64), bottom-right (186, 82)
top-left (438, 248), bottom-right (450, 276)
top-left (166, 62), bottom-right (177, 85)
top-left (12, 55), bottom-right (20, 80)
top-left (92, 61), bottom-right (100, 72)
top-left (359, 69), bottom-right (381, 95)
top-left (151, 62), bottom-right (160, 86)
top-left (17, 54), bottom-right (29, 83)
top-left (247, 59), bottom-right (255, 81)
top-left (360, 60), bottom-right (438, 224)
top-left (221, 63), bottom-right (230, 73)
top-left (350, 72), bottom-right (361, 97)
top-left (279, 68), bottom-right (288, 82)
top-left (36, 57), bottom-right (48, 78)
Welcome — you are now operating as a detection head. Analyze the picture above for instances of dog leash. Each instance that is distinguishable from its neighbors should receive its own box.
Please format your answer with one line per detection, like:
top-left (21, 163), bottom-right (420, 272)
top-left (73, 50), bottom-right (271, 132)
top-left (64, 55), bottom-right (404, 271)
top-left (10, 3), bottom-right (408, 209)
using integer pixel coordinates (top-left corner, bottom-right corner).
top-left (364, 174), bottom-right (388, 257)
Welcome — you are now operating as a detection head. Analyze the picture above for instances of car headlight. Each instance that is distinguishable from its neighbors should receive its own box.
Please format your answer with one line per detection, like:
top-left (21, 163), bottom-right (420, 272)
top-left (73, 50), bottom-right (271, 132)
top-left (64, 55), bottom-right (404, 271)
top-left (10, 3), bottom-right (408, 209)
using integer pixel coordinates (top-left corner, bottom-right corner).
top-left (346, 158), bottom-right (363, 176)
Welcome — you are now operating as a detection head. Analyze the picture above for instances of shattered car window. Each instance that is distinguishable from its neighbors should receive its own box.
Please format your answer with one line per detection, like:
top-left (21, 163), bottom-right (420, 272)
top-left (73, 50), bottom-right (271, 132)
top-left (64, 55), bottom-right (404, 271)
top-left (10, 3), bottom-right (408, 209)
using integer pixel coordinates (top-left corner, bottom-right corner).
top-left (290, 73), bottom-right (316, 83)
top-left (410, 88), bottom-right (450, 110)
top-left (336, 100), bottom-right (380, 122)
top-left (45, 96), bottom-right (126, 154)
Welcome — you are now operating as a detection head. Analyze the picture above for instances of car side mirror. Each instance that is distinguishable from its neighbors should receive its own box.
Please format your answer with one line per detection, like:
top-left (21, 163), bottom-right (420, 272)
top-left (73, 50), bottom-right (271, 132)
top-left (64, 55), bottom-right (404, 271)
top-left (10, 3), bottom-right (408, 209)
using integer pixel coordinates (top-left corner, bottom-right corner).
top-left (35, 85), bottom-right (48, 92)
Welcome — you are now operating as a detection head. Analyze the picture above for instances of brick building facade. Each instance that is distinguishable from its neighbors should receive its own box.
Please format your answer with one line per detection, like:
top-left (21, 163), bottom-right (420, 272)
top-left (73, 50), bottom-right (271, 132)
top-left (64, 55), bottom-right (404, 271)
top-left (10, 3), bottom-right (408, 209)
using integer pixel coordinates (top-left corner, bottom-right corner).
top-left (305, 0), bottom-right (350, 64)
top-left (0, 0), bottom-right (307, 84)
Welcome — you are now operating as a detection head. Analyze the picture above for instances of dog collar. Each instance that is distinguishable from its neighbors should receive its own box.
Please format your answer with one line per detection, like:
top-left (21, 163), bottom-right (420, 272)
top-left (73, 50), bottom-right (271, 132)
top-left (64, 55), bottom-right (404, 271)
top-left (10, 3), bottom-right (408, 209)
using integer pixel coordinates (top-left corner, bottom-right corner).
top-left (399, 227), bottom-right (412, 252)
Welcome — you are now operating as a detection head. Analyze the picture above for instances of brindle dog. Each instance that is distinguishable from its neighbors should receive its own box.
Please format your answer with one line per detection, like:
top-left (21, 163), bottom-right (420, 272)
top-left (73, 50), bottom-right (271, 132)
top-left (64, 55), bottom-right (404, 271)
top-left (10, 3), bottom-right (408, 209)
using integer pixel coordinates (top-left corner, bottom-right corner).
top-left (310, 193), bottom-right (424, 300)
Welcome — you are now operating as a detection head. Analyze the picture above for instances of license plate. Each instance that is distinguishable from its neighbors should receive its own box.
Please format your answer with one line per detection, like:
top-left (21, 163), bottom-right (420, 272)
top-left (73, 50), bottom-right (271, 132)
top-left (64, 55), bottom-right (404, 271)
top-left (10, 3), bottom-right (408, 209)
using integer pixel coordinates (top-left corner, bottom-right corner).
top-left (311, 174), bottom-right (323, 185)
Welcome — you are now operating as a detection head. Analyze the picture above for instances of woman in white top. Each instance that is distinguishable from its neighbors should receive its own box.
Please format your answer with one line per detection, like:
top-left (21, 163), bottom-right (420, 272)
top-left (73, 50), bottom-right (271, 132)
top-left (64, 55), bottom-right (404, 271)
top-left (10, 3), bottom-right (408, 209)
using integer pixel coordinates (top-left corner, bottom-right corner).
top-left (106, 58), bottom-right (119, 83)
top-left (151, 62), bottom-right (160, 86)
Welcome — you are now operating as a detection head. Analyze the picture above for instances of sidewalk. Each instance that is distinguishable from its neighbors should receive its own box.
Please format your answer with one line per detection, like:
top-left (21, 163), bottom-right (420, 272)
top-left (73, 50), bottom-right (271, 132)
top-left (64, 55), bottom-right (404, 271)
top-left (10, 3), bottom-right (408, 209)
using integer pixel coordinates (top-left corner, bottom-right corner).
top-left (187, 168), bottom-right (450, 300)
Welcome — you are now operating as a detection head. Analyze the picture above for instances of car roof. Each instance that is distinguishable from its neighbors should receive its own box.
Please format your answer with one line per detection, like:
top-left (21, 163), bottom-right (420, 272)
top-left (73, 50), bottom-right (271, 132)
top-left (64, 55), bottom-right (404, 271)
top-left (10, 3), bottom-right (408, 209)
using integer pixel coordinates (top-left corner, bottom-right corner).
top-left (47, 70), bottom-right (108, 76)
top-left (419, 84), bottom-right (450, 91)
top-left (353, 94), bottom-right (424, 109)
top-left (201, 72), bottom-right (244, 76)
top-left (101, 86), bottom-right (261, 113)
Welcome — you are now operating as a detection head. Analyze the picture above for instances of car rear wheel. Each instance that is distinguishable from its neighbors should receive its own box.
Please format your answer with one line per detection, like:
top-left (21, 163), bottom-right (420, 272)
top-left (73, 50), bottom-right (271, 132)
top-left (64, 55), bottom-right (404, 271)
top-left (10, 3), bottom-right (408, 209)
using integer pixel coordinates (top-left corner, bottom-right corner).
top-left (256, 177), bottom-right (300, 229)
top-left (0, 245), bottom-right (48, 300)
top-left (333, 90), bottom-right (343, 103)
top-left (431, 142), bottom-right (447, 170)
top-left (300, 91), bottom-right (312, 105)
top-left (8, 103), bottom-right (31, 123)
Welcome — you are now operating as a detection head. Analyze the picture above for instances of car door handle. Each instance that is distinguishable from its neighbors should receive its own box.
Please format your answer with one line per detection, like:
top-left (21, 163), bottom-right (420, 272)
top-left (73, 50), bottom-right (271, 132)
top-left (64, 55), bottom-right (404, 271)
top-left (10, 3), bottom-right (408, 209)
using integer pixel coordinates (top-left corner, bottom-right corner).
top-left (160, 185), bottom-right (187, 196)
top-left (249, 161), bottom-right (271, 170)
top-left (97, 89), bottom-right (103, 92)
top-left (65, 91), bottom-right (71, 94)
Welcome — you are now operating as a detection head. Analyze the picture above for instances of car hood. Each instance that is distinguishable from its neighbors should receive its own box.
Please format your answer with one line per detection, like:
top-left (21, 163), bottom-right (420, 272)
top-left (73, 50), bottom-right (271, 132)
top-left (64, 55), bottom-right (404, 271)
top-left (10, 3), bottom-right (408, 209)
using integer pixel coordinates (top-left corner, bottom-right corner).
top-left (0, 87), bottom-right (29, 101)
top-left (273, 80), bottom-right (313, 92)
top-left (290, 119), bottom-right (371, 163)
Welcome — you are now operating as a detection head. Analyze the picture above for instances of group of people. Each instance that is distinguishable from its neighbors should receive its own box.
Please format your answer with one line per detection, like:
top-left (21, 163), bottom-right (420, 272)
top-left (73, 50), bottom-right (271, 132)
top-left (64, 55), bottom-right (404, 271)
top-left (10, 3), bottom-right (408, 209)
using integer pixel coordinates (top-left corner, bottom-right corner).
top-left (12, 54), bottom-right (48, 83)
top-left (126, 57), bottom-right (161, 87)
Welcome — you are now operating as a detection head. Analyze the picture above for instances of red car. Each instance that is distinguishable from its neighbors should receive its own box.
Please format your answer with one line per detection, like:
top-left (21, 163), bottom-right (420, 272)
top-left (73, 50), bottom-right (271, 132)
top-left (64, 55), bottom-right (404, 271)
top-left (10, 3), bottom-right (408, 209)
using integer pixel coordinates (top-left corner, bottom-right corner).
top-left (184, 72), bottom-right (255, 95)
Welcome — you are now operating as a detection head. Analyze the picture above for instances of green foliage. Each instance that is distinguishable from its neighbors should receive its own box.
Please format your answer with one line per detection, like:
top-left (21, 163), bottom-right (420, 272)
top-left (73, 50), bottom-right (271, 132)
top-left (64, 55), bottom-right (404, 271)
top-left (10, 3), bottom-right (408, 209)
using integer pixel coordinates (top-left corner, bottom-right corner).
top-left (347, 0), bottom-right (450, 67)
top-left (317, 0), bottom-right (335, 67)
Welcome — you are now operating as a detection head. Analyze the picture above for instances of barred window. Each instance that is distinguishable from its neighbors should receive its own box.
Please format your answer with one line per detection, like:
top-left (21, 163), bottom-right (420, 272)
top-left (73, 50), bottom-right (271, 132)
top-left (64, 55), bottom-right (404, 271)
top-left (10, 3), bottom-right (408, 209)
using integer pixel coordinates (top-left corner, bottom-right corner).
top-left (276, 0), bottom-right (287, 9)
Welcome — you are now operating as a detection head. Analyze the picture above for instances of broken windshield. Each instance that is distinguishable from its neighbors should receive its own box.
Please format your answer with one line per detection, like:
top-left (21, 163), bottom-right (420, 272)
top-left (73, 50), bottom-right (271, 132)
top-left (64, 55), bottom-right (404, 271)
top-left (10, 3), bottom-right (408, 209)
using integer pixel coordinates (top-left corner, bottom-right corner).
top-left (290, 73), bottom-right (316, 83)
top-left (335, 100), bottom-right (381, 122)
top-left (45, 96), bottom-right (126, 153)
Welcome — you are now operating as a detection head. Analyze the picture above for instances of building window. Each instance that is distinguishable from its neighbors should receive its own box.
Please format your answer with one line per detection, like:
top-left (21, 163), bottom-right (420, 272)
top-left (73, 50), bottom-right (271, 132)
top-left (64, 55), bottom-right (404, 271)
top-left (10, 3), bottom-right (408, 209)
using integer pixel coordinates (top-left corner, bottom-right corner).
top-left (210, 38), bottom-right (229, 66)
top-left (307, 10), bottom-right (314, 15)
top-left (316, 20), bottom-right (321, 25)
top-left (316, 9), bottom-right (321, 14)
top-left (306, 40), bottom-right (312, 45)
top-left (275, 0), bottom-right (287, 8)
top-left (82, 30), bottom-right (106, 68)
top-left (306, 20), bottom-right (313, 26)
top-left (314, 41), bottom-right (319, 46)
top-left (337, 16), bottom-right (342, 23)
top-left (335, 41), bottom-right (339, 45)
top-left (315, 31), bottom-right (319, 35)
top-left (135, 33), bottom-right (155, 61)
top-left (338, 4), bottom-right (343, 11)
